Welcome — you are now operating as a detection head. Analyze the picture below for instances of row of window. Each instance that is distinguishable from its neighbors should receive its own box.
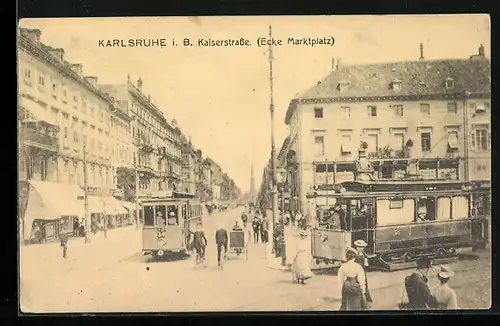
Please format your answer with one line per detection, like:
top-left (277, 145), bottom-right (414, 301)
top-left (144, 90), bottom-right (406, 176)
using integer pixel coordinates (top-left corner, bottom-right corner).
top-left (133, 103), bottom-right (180, 143)
top-left (24, 67), bottom-right (125, 134)
top-left (313, 102), bottom-right (490, 119)
top-left (312, 127), bottom-right (490, 156)
top-left (134, 126), bottom-right (182, 158)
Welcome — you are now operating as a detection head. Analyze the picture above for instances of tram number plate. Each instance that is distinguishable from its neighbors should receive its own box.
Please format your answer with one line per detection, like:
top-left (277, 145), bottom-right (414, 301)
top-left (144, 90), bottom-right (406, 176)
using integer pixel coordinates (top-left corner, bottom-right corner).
top-left (394, 229), bottom-right (401, 236)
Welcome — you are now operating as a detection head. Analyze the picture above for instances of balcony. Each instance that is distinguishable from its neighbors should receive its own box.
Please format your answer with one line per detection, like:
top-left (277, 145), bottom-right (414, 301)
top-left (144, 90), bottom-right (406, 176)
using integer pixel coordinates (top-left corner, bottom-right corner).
top-left (136, 164), bottom-right (156, 177)
top-left (20, 127), bottom-right (59, 152)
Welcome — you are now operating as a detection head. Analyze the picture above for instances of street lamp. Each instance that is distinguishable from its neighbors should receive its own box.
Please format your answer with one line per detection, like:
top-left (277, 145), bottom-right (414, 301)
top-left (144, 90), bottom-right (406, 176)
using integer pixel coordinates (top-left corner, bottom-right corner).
top-left (268, 25), bottom-right (279, 229)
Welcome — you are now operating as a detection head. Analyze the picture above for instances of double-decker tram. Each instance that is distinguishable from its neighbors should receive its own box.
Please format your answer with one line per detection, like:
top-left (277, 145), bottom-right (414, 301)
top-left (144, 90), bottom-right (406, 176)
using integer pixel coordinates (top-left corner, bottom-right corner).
top-left (141, 191), bottom-right (203, 260)
top-left (308, 180), bottom-right (489, 271)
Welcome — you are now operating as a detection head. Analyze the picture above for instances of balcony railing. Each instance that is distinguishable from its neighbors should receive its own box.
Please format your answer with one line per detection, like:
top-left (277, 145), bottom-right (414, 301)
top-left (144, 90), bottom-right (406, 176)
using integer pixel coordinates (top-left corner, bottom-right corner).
top-left (21, 128), bottom-right (59, 152)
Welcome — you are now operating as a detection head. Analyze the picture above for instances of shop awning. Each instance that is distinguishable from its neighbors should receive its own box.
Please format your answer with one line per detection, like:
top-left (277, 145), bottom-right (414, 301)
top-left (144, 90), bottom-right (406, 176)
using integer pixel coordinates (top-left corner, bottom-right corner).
top-left (448, 132), bottom-right (460, 149)
top-left (22, 180), bottom-right (85, 241)
top-left (101, 196), bottom-right (128, 214)
top-left (87, 195), bottom-right (107, 214)
top-left (118, 200), bottom-right (139, 211)
top-left (19, 97), bottom-right (59, 127)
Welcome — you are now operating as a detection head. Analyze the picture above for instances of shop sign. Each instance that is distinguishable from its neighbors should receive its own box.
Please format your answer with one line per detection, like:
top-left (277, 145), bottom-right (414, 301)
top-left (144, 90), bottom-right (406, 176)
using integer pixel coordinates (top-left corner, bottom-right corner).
top-left (420, 169), bottom-right (436, 180)
top-left (334, 172), bottom-right (354, 184)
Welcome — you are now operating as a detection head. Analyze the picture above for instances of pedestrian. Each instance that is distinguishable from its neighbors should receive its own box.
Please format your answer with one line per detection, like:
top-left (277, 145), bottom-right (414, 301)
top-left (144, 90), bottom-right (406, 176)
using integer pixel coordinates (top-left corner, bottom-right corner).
top-left (338, 247), bottom-right (368, 311)
top-left (291, 228), bottom-right (313, 285)
top-left (252, 216), bottom-right (261, 243)
top-left (32, 222), bottom-right (41, 243)
top-left (192, 222), bottom-right (208, 265)
top-left (79, 220), bottom-right (85, 237)
top-left (261, 216), bottom-right (269, 243)
top-left (430, 266), bottom-right (458, 309)
top-left (73, 218), bottom-right (79, 237)
top-left (399, 256), bottom-right (435, 310)
top-left (215, 222), bottom-right (228, 267)
top-left (60, 233), bottom-right (68, 258)
top-left (168, 211), bottom-right (177, 225)
top-left (333, 204), bottom-right (348, 230)
top-left (353, 239), bottom-right (373, 309)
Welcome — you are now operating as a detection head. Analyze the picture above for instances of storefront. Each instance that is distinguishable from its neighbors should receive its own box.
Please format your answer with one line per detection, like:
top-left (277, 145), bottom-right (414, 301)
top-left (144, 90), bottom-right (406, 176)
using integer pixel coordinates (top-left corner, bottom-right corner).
top-left (19, 180), bottom-right (85, 243)
top-left (117, 200), bottom-right (139, 225)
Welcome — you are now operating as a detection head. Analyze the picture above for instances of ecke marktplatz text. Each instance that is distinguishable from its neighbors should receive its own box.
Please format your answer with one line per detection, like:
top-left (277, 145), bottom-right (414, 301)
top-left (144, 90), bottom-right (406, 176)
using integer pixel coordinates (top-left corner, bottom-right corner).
top-left (98, 36), bottom-right (335, 48)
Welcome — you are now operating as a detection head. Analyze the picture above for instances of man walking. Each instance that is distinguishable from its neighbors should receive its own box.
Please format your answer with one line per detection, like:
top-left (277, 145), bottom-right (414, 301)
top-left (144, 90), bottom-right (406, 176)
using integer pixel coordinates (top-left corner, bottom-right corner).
top-left (252, 215), bottom-right (261, 243)
top-left (401, 256), bottom-right (436, 310)
top-left (215, 223), bottom-right (228, 267)
top-left (261, 216), bottom-right (269, 243)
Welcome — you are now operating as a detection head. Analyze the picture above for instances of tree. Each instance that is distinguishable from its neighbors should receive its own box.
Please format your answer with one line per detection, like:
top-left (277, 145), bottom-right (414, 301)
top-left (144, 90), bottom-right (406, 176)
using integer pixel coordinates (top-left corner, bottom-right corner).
top-left (116, 167), bottom-right (136, 202)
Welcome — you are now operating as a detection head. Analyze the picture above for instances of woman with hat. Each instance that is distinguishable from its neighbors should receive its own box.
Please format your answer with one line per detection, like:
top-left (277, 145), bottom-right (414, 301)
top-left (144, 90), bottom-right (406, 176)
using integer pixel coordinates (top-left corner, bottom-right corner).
top-left (354, 239), bottom-right (373, 308)
top-left (430, 266), bottom-right (458, 309)
top-left (291, 226), bottom-right (313, 285)
top-left (401, 256), bottom-right (435, 310)
top-left (338, 247), bottom-right (368, 310)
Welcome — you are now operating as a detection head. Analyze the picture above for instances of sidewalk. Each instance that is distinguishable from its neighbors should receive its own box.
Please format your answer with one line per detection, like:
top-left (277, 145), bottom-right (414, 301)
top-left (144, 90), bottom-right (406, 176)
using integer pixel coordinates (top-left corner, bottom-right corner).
top-left (20, 225), bottom-right (142, 282)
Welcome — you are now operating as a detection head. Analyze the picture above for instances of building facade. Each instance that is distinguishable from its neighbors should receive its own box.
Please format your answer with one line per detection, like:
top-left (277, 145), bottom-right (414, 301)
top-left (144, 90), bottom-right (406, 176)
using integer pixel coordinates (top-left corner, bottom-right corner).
top-left (282, 46), bottom-right (490, 213)
top-left (100, 76), bottom-right (183, 199)
top-left (181, 136), bottom-right (197, 195)
top-left (18, 28), bottom-right (135, 241)
top-left (19, 28), bottom-right (134, 192)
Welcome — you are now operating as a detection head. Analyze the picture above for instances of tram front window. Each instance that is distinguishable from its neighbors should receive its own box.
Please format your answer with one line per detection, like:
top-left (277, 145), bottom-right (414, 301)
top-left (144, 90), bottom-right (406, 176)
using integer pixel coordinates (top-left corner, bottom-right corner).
top-left (156, 205), bottom-right (167, 225)
top-left (144, 206), bottom-right (155, 226)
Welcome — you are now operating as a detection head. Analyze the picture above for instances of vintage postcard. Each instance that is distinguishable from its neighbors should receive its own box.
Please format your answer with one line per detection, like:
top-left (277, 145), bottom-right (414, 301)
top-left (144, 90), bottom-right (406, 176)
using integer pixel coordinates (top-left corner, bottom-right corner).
top-left (18, 15), bottom-right (491, 313)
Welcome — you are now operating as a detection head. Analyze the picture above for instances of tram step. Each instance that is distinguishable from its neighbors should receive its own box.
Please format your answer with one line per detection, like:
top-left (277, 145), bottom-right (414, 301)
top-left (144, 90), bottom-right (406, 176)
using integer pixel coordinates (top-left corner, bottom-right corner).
top-left (384, 256), bottom-right (458, 272)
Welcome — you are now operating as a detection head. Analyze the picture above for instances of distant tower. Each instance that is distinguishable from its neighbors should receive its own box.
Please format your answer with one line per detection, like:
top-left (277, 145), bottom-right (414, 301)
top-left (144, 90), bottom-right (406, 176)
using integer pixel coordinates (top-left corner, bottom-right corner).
top-left (249, 164), bottom-right (256, 203)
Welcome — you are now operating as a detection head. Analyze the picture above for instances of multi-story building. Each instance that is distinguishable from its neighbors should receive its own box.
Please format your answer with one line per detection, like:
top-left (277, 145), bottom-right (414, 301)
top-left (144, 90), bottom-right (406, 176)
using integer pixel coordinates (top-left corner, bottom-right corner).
top-left (181, 135), bottom-right (197, 195)
top-left (18, 27), bottom-right (132, 240)
top-left (281, 45), bottom-right (490, 213)
top-left (100, 76), bottom-right (183, 198)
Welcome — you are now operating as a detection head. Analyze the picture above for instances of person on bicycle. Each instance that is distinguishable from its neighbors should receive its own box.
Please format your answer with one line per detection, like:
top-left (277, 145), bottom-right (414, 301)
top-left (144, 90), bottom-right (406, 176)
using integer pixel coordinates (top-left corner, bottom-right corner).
top-left (193, 222), bottom-right (208, 262)
top-left (215, 223), bottom-right (228, 267)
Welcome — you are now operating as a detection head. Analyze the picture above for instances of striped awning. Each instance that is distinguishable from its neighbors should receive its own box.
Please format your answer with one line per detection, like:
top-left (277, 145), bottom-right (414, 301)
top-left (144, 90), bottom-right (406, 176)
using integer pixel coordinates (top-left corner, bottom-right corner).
top-left (19, 97), bottom-right (59, 127)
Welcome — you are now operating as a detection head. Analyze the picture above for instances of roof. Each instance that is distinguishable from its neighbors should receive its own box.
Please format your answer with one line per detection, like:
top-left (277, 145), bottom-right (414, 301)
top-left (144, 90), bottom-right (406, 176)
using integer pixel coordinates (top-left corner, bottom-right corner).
top-left (285, 58), bottom-right (491, 124)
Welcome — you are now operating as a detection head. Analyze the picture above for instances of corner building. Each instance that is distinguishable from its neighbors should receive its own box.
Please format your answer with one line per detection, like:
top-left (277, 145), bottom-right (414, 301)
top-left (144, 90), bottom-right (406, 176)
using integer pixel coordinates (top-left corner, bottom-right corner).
top-left (283, 46), bottom-right (490, 213)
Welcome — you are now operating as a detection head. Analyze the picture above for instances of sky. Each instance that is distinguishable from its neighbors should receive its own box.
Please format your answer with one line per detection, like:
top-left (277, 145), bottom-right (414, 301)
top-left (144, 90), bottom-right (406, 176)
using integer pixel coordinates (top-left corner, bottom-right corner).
top-left (19, 15), bottom-right (490, 193)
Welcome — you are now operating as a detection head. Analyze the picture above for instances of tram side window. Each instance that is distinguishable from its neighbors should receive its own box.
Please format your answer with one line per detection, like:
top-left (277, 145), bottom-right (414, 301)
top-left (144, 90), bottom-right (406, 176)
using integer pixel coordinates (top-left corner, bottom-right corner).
top-left (144, 206), bottom-right (155, 226)
top-left (436, 198), bottom-right (451, 221)
top-left (416, 197), bottom-right (436, 221)
top-left (376, 199), bottom-right (415, 226)
top-left (452, 196), bottom-right (469, 220)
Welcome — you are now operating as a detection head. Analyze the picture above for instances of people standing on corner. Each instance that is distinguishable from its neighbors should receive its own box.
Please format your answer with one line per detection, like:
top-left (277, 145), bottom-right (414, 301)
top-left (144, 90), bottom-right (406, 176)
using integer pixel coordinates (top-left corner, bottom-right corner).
top-left (400, 256), bottom-right (435, 310)
top-left (430, 266), bottom-right (458, 309)
top-left (215, 222), bottom-right (228, 267)
top-left (291, 227), bottom-right (313, 285)
top-left (338, 247), bottom-right (368, 311)
top-left (353, 239), bottom-right (373, 309)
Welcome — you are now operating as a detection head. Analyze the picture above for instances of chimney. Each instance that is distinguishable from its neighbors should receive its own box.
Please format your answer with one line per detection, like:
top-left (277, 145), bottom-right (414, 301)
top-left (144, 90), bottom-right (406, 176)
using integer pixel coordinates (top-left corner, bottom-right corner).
top-left (48, 48), bottom-right (65, 62)
top-left (84, 76), bottom-right (98, 88)
top-left (420, 42), bottom-right (425, 60)
top-left (479, 44), bottom-right (485, 57)
top-left (70, 64), bottom-right (83, 75)
top-left (137, 77), bottom-right (143, 91)
top-left (23, 28), bottom-right (42, 45)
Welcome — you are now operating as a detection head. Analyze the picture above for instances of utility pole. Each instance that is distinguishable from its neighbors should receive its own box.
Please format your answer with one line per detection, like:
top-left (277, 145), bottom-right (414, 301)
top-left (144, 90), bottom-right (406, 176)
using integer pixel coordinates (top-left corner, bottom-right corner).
top-left (134, 154), bottom-right (140, 229)
top-left (83, 141), bottom-right (91, 243)
top-left (268, 25), bottom-right (279, 229)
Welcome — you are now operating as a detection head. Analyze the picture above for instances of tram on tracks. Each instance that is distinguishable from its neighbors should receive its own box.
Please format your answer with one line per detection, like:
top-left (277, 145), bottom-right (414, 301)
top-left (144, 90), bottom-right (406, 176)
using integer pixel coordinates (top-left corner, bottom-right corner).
top-left (141, 191), bottom-right (204, 260)
top-left (308, 180), bottom-right (490, 271)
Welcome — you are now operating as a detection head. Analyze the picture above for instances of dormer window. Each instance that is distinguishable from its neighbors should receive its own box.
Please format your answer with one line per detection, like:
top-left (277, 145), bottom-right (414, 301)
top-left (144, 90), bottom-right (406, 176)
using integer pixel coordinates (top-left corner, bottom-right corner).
top-left (391, 79), bottom-right (402, 91)
top-left (338, 81), bottom-right (349, 92)
top-left (445, 78), bottom-right (454, 90)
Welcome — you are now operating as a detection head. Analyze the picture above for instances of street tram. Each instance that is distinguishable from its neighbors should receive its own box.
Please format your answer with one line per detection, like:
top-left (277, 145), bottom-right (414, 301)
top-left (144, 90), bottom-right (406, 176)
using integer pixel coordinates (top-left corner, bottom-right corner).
top-left (308, 180), bottom-right (490, 271)
top-left (141, 192), bottom-right (204, 260)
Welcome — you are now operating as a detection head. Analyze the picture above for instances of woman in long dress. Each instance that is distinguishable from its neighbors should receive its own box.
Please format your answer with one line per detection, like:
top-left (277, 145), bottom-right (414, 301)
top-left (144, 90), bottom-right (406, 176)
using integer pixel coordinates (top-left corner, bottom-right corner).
top-left (338, 247), bottom-right (368, 310)
top-left (430, 266), bottom-right (458, 309)
top-left (292, 229), bottom-right (313, 285)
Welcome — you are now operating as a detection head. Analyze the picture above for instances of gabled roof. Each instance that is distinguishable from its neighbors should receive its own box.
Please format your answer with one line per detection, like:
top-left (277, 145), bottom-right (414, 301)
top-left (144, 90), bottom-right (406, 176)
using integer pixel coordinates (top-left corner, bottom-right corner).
top-left (285, 58), bottom-right (491, 124)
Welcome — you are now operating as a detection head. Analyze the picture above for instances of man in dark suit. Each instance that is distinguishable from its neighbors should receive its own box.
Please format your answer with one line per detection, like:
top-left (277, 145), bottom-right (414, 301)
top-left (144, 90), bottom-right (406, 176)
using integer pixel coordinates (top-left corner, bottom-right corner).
top-left (215, 224), bottom-right (228, 267)
top-left (404, 256), bottom-right (435, 310)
